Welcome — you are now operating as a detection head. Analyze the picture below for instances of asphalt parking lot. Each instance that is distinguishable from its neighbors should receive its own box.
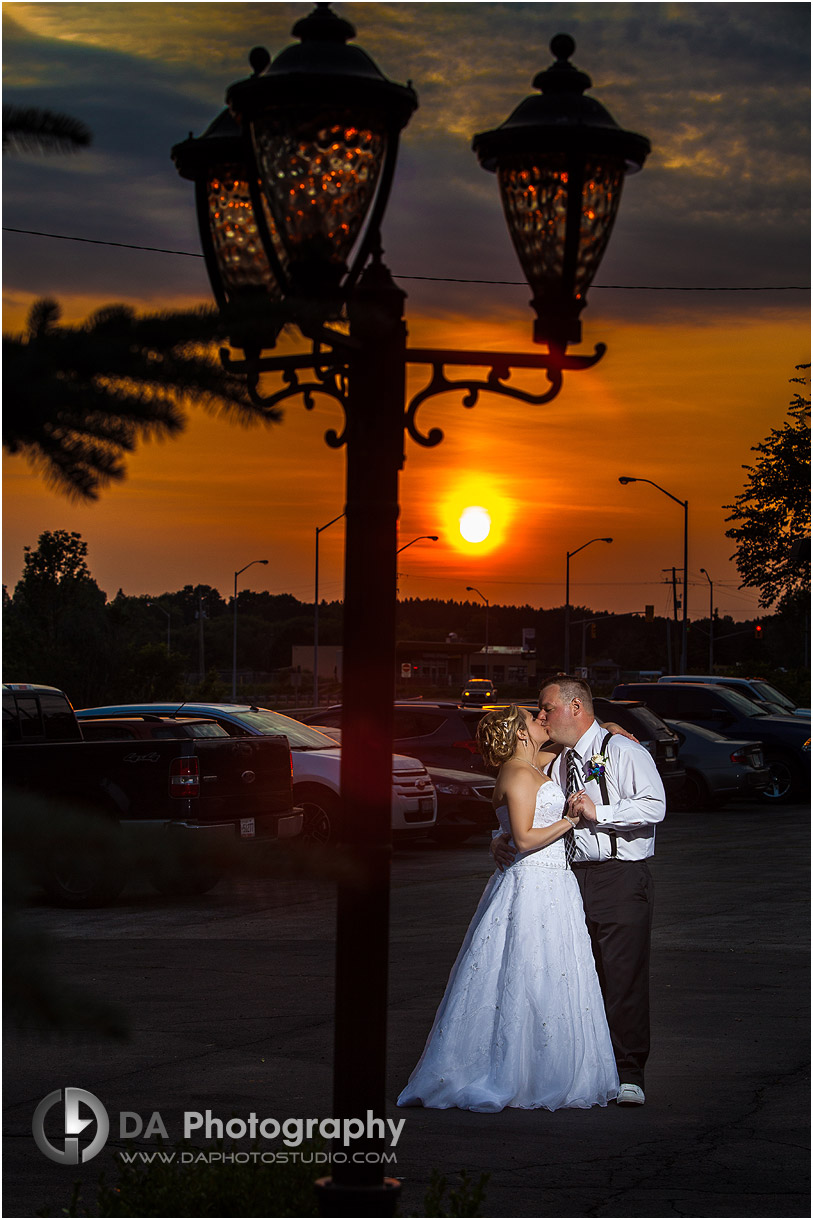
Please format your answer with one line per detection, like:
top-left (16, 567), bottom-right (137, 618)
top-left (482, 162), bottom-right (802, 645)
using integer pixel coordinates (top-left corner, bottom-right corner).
top-left (3, 799), bottom-right (810, 1218)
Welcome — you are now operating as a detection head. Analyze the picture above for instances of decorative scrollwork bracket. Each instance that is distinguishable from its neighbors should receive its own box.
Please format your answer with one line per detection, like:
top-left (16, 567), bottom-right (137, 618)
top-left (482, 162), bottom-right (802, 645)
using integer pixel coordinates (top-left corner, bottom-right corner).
top-left (404, 344), bottom-right (607, 448)
top-left (220, 334), bottom-right (606, 452)
top-left (220, 341), bottom-right (350, 447)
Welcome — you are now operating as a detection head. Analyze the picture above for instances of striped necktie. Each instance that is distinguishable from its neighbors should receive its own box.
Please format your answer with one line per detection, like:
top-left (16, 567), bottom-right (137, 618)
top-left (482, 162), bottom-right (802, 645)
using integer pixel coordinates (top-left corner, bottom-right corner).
top-left (563, 748), bottom-right (581, 864)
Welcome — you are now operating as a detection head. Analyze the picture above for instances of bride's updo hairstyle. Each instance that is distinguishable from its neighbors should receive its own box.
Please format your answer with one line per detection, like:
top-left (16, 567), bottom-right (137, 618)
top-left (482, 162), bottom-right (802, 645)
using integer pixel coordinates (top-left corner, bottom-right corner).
top-left (476, 705), bottom-right (528, 768)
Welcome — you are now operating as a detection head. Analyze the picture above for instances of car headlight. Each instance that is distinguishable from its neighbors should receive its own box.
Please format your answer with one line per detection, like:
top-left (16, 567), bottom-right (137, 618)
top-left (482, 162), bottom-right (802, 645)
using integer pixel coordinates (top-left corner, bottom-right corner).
top-left (435, 783), bottom-right (470, 796)
top-left (803, 738), bottom-right (811, 754)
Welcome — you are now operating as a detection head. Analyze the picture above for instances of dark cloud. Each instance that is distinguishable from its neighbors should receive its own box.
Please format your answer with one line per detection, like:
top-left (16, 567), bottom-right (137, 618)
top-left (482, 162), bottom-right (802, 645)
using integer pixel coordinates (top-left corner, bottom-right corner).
top-left (2, 3), bottom-right (809, 326)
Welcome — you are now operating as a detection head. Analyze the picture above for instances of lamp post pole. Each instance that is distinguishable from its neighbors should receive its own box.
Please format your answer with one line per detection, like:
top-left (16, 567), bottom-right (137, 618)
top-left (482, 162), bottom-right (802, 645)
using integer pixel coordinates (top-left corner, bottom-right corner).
top-left (232, 559), bottom-right (268, 701)
top-left (173, 12), bottom-right (649, 1210)
top-left (314, 513), bottom-right (346, 707)
top-left (565, 538), bottom-right (612, 672)
top-left (620, 477), bottom-right (689, 673)
top-left (466, 585), bottom-right (489, 679)
top-left (198, 592), bottom-right (206, 682)
top-left (700, 567), bottom-right (714, 671)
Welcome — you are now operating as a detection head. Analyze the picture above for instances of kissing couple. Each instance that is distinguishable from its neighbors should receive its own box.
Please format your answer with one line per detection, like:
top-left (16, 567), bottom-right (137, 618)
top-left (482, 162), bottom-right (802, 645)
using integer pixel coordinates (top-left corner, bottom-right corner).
top-left (398, 676), bottom-right (665, 1111)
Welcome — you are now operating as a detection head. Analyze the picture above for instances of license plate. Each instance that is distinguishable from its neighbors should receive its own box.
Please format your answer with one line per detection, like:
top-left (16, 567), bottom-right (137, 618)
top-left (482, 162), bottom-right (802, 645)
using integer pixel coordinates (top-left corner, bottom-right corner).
top-left (419, 797), bottom-right (434, 813)
top-left (240, 818), bottom-right (256, 838)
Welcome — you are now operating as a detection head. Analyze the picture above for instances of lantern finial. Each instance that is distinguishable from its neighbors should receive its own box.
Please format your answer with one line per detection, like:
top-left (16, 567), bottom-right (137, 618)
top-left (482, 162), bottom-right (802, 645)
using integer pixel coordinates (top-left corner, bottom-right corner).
top-left (248, 46), bottom-right (270, 75)
top-left (550, 33), bottom-right (575, 60)
top-left (292, 3), bottom-right (356, 44)
top-left (532, 34), bottom-right (592, 95)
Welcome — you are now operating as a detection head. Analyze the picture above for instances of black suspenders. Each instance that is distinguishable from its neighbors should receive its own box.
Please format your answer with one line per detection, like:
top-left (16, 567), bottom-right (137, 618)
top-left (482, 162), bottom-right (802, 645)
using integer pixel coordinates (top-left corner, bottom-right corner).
top-left (596, 731), bottom-right (618, 858)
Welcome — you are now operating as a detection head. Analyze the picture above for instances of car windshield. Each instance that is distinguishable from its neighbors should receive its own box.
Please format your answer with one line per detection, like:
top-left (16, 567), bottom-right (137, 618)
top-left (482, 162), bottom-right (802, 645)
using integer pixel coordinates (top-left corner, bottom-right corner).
top-left (716, 688), bottom-right (768, 717)
top-left (228, 709), bottom-right (339, 750)
top-left (747, 681), bottom-right (796, 711)
top-left (629, 707), bottom-right (673, 737)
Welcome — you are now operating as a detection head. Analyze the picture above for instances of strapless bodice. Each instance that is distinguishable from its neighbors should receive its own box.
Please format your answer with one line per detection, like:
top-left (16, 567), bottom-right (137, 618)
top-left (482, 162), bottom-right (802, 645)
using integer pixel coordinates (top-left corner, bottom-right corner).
top-left (496, 779), bottom-right (568, 869)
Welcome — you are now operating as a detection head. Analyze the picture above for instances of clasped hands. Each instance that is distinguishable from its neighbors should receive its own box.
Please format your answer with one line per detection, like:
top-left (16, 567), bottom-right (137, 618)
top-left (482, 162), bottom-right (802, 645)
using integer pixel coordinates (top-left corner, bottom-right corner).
top-left (566, 788), bottom-right (597, 824)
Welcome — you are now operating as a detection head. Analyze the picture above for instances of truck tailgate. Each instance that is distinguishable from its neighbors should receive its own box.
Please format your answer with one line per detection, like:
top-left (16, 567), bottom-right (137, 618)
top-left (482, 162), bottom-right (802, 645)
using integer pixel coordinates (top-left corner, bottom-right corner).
top-left (191, 735), bottom-right (294, 829)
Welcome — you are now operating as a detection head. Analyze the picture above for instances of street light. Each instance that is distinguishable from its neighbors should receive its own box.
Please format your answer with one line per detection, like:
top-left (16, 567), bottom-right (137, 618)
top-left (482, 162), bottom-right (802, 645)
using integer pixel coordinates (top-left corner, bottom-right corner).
top-left (619, 476), bottom-right (689, 673)
top-left (565, 538), bottom-right (612, 671)
top-left (314, 511), bottom-right (346, 706)
top-left (232, 559), bottom-right (269, 700)
top-left (700, 567), bottom-right (714, 671)
top-left (173, 10), bottom-right (649, 1210)
top-left (466, 586), bottom-right (490, 678)
top-left (396, 534), bottom-right (438, 554)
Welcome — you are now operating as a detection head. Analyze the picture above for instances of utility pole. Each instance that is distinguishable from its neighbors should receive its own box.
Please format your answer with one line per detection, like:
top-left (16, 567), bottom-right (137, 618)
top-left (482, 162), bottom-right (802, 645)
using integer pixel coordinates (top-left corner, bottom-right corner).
top-left (197, 593), bottom-right (206, 682)
top-left (663, 567), bottom-right (680, 672)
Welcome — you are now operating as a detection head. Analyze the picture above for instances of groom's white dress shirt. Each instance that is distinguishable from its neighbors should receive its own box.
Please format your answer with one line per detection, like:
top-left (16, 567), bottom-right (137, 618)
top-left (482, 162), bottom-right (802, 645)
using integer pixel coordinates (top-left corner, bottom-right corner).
top-left (556, 719), bottom-right (666, 863)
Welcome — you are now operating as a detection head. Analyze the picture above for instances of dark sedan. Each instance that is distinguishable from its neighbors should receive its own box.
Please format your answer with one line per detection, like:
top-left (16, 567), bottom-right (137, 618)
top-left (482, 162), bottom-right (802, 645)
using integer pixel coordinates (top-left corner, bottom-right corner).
top-left (665, 719), bottom-right (769, 809)
top-left (424, 766), bottom-right (496, 844)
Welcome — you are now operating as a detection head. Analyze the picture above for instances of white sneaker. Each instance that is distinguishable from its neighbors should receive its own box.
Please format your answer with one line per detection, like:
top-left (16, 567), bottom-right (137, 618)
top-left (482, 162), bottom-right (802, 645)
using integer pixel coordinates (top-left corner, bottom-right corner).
top-left (616, 1083), bottom-right (645, 1106)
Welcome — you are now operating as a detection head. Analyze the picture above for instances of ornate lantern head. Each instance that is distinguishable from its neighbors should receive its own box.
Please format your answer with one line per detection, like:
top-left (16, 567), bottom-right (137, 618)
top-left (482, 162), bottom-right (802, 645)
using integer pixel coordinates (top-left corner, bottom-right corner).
top-left (172, 96), bottom-right (288, 347)
top-left (473, 34), bottom-right (650, 349)
top-left (225, 2), bottom-right (417, 309)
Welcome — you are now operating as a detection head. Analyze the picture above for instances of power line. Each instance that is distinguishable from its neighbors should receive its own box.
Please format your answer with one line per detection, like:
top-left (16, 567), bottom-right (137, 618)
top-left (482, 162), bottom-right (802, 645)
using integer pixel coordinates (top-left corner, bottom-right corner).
top-left (2, 226), bottom-right (809, 291)
top-left (2, 226), bottom-right (202, 258)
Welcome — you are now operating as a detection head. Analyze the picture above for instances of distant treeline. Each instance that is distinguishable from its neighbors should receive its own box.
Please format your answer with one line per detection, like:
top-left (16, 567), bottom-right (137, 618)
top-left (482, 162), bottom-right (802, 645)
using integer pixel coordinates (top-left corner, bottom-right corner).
top-left (5, 574), bottom-right (805, 709)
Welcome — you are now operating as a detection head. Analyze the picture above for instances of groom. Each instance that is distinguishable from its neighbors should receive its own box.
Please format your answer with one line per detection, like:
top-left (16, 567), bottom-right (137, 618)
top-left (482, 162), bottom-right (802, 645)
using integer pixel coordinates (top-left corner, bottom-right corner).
top-left (492, 677), bottom-right (665, 1105)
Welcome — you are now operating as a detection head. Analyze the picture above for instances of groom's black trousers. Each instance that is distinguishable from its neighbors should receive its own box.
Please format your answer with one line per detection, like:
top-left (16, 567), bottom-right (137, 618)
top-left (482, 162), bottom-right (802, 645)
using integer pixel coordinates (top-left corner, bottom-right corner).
top-left (571, 859), bottom-right (654, 1089)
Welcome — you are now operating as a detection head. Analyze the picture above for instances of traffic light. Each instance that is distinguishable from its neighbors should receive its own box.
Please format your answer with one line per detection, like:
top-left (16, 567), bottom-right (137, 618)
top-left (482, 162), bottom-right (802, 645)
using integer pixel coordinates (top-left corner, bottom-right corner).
top-left (754, 624), bottom-right (763, 640)
top-left (590, 622), bottom-right (597, 639)
top-left (645, 604), bottom-right (654, 622)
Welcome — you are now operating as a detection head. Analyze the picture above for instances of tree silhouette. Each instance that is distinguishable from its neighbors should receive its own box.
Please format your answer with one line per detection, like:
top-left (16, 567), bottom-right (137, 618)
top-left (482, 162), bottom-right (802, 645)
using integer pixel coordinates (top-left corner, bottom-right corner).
top-left (3, 298), bottom-right (281, 501)
top-left (2, 104), bottom-right (91, 155)
top-left (724, 365), bottom-right (811, 608)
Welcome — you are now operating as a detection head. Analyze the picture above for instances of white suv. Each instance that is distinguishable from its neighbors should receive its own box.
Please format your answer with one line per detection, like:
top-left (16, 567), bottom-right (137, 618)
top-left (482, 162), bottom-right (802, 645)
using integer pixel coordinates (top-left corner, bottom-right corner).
top-left (75, 702), bottom-right (437, 844)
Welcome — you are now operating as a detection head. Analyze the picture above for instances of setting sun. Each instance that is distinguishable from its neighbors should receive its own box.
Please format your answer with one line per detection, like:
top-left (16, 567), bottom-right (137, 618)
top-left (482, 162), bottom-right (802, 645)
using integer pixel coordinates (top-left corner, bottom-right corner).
top-left (459, 506), bottom-right (491, 544)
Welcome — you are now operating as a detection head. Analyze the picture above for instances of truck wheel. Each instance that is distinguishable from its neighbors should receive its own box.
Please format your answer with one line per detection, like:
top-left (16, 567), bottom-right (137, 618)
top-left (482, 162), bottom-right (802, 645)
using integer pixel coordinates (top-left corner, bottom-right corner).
top-left (294, 786), bottom-right (341, 846)
top-left (761, 753), bottom-right (798, 804)
top-left (42, 833), bottom-right (128, 909)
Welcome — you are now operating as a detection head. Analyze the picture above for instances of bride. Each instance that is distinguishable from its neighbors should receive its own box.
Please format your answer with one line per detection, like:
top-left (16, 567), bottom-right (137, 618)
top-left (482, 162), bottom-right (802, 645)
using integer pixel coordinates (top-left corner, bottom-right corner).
top-left (397, 704), bottom-right (618, 1112)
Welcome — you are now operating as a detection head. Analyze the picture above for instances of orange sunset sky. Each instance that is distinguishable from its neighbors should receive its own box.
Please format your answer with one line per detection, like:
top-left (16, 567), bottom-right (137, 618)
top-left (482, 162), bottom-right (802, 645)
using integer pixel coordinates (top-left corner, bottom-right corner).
top-left (3, 2), bottom-right (810, 624)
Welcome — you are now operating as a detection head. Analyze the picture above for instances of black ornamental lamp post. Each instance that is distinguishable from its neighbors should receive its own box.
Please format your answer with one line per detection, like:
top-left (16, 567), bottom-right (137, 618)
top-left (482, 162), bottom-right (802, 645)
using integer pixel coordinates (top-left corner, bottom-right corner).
top-left (172, 7), bottom-right (649, 1214)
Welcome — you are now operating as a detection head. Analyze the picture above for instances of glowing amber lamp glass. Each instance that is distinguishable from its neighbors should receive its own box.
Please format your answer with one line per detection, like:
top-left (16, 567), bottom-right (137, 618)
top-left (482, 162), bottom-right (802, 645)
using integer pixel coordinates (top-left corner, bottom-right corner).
top-left (252, 115), bottom-right (386, 275)
top-left (498, 156), bottom-right (625, 304)
top-left (207, 169), bottom-right (286, 298)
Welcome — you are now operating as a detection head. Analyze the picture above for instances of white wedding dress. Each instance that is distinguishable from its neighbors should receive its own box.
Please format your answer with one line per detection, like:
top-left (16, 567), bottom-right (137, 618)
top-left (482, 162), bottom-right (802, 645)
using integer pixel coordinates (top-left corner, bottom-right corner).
top-left (397, 780), bottom-right (619, 1111)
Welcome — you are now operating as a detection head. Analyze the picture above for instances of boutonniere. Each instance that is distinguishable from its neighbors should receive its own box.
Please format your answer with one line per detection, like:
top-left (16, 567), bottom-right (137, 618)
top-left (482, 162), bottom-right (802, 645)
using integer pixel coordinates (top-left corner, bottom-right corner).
top-left (583, 752), bottom-right (608, 783)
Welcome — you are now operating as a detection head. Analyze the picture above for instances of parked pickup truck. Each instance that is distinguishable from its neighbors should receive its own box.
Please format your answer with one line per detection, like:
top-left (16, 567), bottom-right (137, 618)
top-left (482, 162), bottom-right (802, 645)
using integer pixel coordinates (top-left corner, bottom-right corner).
top-left (3, 684), bottom-right (302, 906)
top-left (75, 701), bottom-right (438, 844)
